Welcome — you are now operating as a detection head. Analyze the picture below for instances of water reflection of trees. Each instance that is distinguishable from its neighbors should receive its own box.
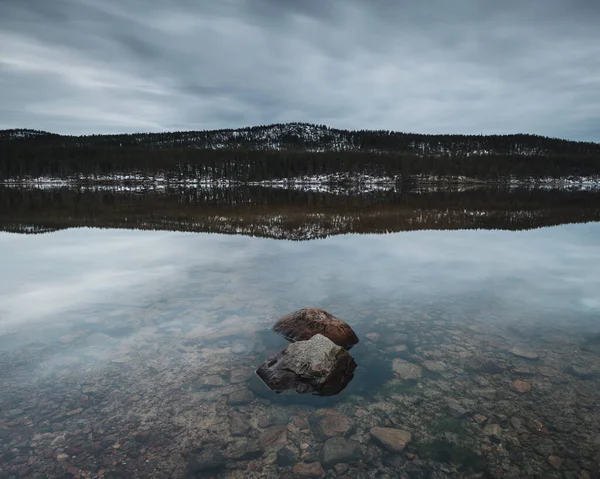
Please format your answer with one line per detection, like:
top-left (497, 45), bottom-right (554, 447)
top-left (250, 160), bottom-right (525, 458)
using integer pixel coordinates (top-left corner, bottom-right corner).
top-left (1, 186), bottom-right (599, 240)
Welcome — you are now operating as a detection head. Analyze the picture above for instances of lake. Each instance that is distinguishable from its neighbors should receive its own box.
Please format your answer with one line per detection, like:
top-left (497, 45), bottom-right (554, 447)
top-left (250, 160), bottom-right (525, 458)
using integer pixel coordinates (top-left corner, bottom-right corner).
top-left (0, 185), bottom-right (599, 479)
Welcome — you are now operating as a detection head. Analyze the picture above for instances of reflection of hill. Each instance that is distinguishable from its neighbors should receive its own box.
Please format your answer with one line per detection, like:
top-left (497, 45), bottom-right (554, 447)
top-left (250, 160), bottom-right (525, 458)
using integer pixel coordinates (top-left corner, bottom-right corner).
top-left (1, 186), bottom-right (599, 240)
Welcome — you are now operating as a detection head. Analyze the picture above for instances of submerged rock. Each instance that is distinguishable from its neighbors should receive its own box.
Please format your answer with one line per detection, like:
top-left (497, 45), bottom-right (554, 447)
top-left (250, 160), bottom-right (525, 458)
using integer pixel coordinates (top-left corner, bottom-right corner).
top-left (509, 380), bottom-right (532, 394)
top-left (370, 427), bottom-right (412, 453)
top-left (548, 455), bottom-right (563, 469)
top-left (321, 437), bottom-right (361, 468)
top-left (273, 307), bottom-right (359, 349)
top-left (227, 441), bottom-right (263, 461)
top-left (465, 357), bottom-right (505, 374)
top-left (292, 461), bottom-right (325, 477)
top-left (229, 412), bottom-right (250, 436)
top-left (508, 347), bottom-right (539, 360)
top-left (513, 364), bottom-right (537, 376)
top-left (309, 409), bottom-right (355, 440)
top-left (422, 360), bottom-right (447, 374)
top-left (483, 424), bottom-right (502, 437)
top-left (392, 358), bottom-right (422, 380)
top-left (186, 447), bottom-right (225, 475)
top-left (277, 445), bottom-right (299, 466)
top-left (227, 389), bottom-right (254, 405)
top-left (256, 334), bottom-right (357, 396)
top-left (365, 332), bottom-right (380, 342)
top-left (258, 426), bottom-right (288, 447)
top-left (565, 365), bottom-right (598, 380)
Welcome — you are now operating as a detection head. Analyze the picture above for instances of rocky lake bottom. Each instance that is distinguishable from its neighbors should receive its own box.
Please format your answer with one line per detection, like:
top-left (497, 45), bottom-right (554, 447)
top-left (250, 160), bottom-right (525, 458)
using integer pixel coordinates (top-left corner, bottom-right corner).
top-left (0, 225), bottom-right (599, 479)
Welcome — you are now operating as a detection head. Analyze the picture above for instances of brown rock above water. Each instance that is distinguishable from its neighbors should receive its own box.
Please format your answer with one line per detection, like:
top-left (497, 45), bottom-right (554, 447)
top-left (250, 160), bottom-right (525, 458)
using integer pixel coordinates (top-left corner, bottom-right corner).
top-left (273, 307), bottom-right (359, 349)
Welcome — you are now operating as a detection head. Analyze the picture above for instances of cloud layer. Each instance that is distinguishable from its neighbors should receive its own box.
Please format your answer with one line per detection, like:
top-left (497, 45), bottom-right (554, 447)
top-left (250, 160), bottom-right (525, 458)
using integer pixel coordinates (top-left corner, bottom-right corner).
top-left (1, 0), bottom-right (599, 139)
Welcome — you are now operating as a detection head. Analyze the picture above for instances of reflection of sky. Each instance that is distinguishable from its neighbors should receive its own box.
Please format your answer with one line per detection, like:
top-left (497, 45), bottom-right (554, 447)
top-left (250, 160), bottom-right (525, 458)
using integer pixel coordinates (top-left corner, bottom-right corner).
top-left (1, 223), bottom-right (599, 338)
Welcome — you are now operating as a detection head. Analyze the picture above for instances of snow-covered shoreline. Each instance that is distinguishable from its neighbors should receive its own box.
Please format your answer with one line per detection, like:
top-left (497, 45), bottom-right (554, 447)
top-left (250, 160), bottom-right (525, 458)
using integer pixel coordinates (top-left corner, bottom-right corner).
top-left (1, 173), bottom-right (599, 194)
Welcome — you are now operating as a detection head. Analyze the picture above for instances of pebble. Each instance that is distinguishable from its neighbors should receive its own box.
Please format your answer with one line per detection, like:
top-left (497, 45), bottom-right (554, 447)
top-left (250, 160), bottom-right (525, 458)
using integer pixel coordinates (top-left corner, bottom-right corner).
top-left (509, 380), bottom-right (532, 394)
top-left (187, 448), bottom-right (225, 474)
top-left (370, 427), bottom-right (412, 453)
top-left (392, 358), bottom-right (422, 380)
top-left (472, 375), bottom-right (490, 386)
top-left (258, 426), bottom-right (288, 447)
top-left (421, 360), bottom-right (447, 374)
top-left (132, 430), bottom-right (152, 443)
top-left (508, 347), bottom-right (539, 360)
top-left (547, 455), bottom-right (563, 469)
top-left (446, 399), bottom-right (469, 418)
top-left (227, 389), bottom-right (254, 405)
top-left (386, 344), bottom-right (408, 353)
top-left (229, 413), bottom-right (250, 436)
top-left (277, 445), bottom-right (299, 466)
top-left (510, 417), bottom-right (522, 430)
top-left (51, 435), bottom-right (66, 446)
top-left (565, 365), bottom-right (598, 380)
top-left (466, 358), bottom-right (504, 374)
top-left (231, 343), bottom-right (247, 354)
top-left (473, 388), bottom-right (497, 399)
top-left (472, 414), bottom-right (487, 424)
top-left (257, 415), bottom-right (273, 428)
top-left (483, 424), bottom-right (502, 437)
top-left (230, 369), bottom-right (251, 384)
top-left (309, 410), bottom-right (354, 440)
top-left (229, 441), bottom-right (262, 461)
top-left (5, 409), bottom-right (25, 419)
top-left (292, 461), bottom-right (325, 477)
top-left (200, 375), bottom-right (226, 387)
top-left (321, 437), bottom-right (361, 468)
top-left (513, 365), bottom-right (537, 376)
top-left (366, 332), bottom-right (380, 342)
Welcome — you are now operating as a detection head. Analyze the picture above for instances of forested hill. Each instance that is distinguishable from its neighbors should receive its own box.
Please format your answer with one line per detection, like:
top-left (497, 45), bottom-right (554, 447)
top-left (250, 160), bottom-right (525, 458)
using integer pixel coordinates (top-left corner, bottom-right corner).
top-left (2, 123), bottom-right (599, 156)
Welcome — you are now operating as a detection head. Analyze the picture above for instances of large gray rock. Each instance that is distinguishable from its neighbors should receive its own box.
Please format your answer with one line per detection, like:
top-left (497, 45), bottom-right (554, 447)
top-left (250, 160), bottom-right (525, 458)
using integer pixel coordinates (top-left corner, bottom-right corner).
top-left (256, 334), bottom-right (357, 396)
top-left (273, 308), bottom-right (359, 349)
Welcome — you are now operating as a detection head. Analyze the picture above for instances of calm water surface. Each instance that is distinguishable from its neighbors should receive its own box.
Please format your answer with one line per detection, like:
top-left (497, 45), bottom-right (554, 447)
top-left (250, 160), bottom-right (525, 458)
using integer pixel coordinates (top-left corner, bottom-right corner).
top-left (1, 223), bottom-right (599, 478)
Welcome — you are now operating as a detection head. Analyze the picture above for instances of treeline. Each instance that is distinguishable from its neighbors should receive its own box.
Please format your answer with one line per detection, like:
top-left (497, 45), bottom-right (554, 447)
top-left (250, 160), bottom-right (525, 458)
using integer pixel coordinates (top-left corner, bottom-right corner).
top-left (1, 146), bottom-right (599, 182)
top-left (2, 185), bottom-right (599, 240)
top-left (2, 123), bottom-right (600, 156)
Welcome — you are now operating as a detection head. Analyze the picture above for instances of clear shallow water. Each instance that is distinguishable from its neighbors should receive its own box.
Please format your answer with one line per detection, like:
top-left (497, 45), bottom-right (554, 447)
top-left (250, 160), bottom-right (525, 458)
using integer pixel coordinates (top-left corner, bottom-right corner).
top-left (1, 225), bottom-right (599, 478)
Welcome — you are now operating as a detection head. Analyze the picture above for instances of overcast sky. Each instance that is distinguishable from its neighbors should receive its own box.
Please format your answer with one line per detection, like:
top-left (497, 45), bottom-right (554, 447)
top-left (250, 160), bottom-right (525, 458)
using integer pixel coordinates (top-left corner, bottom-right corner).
top-left (1, 0), bottom-right (599, 140)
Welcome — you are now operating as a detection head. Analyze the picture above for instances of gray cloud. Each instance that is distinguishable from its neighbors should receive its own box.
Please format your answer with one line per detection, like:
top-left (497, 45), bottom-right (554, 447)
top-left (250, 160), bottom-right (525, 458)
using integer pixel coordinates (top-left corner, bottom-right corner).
top-left (0, 0), bottom-right (599, 139)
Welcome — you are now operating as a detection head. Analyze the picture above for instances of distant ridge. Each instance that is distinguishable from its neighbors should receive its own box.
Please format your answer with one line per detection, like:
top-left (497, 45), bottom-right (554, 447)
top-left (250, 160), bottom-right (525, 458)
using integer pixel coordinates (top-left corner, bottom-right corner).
top-left (2, 122), bottom-right (599, 156)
